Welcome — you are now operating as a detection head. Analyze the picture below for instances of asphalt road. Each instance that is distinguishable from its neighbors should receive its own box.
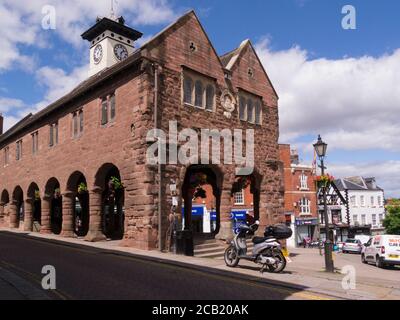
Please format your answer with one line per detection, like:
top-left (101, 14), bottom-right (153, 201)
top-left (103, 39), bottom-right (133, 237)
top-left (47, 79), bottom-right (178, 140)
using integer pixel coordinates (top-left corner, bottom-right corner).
top-left (0, 232), bottom-right (329, 300)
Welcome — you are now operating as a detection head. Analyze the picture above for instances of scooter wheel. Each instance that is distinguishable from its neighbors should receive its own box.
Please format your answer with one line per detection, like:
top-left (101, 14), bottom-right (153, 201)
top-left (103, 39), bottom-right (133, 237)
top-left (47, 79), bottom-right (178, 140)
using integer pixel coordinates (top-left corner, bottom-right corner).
top-left (266, 249), bottom-right (286, 273)
top-left (224, 245), bottom-right (240, 267)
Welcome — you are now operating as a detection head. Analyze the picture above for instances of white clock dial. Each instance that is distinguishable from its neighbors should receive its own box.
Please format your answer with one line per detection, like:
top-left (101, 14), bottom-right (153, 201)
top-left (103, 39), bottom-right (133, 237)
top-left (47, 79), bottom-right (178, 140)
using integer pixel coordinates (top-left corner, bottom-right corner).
top-left (114, 44), bottom-right (128, 61)
top-left (93, 44), bottom-right (103, 64)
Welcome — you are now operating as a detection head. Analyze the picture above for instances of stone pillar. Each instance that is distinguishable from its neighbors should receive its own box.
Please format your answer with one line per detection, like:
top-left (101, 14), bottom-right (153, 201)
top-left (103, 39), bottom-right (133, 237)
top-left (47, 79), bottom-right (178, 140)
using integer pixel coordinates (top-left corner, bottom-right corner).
top-left (61, 192), bottom-right (75, 238)
top-left (0, 203), bottom-right (4, 227)
top-left (23, 199), bottom-right (34, 232)
top-left (40, 196), bottom-right (52, 234)
top-left (216, 188), bottom-right (233, 241)
top-left (85, 187), bottom-right (106, 242)
top-left (9, 201), bottom-right (18, 229)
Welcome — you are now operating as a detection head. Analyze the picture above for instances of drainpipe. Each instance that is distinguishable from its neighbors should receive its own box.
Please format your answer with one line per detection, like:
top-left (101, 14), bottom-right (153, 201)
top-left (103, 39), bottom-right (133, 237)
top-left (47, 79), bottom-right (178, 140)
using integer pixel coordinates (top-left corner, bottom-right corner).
top-left (153, 63), bottom-right (163, 252)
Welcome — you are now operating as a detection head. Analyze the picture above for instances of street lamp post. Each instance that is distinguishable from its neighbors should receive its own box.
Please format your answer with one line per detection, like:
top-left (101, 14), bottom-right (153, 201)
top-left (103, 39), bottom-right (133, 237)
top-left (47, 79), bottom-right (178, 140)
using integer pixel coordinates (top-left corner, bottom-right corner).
top-left (314, 135), bottom-right (335, 273)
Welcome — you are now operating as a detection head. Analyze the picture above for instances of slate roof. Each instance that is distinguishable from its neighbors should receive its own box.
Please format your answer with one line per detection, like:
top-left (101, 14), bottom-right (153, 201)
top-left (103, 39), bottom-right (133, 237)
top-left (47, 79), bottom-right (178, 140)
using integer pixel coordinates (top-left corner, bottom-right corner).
top-left (334, 176), bottom-right (383, 191)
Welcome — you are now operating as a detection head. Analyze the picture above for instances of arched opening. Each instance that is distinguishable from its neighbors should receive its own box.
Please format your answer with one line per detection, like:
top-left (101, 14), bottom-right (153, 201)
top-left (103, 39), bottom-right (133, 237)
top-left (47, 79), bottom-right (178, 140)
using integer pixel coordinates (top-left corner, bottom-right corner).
top-left (95, 164), bottom-right (125, 240)
top-left (1, 190), bottom-right (10, 226)
top-left (45, 178), bottom-right (62, 235)
top-left (12, 186), bottom-right (24, 228)
top-left (67, 171), bottom-right (90, 237)
top-left (27, 183), bottom-right (42, 232)
top-left (231, 172), bottom-right (261, 230)
top-left (181, 165), bottom-right (222, 240)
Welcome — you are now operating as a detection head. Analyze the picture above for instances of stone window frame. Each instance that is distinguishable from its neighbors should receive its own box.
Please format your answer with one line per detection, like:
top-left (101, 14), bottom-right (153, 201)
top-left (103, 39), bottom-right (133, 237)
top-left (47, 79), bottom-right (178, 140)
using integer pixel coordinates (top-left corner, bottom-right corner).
top-left (4, 146), bottom-right (10, 166)
top-left (72, 109), bottom-right (84, 139)
top-left (100, 92), bottom-right (116, 127)
top-left (182, 70), bottom-right (216, 112)
top-left (16, 139), bottom-right (22, 161)
top-left (31, 131), bottom-right (39, 155)
top-left (237, 90), bottom-right (263, 125)
top-left (49, 122), bottom-right (59, 148)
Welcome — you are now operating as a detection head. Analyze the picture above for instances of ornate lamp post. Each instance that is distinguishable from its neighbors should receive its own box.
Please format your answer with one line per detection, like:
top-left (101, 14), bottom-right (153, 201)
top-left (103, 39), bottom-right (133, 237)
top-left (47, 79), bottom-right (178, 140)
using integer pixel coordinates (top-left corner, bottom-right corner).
top-left (314, 135), bottom-right (334, 273)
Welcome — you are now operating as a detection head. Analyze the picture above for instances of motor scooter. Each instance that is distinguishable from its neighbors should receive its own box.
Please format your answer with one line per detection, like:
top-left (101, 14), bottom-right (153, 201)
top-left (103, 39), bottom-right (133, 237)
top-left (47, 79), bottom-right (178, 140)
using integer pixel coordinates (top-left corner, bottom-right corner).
top-left (224, 221), bottom-right (287, 273)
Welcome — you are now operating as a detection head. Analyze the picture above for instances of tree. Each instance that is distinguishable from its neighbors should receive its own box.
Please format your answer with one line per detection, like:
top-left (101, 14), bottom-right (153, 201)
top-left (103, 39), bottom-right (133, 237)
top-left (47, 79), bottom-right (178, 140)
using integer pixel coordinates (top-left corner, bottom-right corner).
top-left (383, 199), bottom-right (400, 235)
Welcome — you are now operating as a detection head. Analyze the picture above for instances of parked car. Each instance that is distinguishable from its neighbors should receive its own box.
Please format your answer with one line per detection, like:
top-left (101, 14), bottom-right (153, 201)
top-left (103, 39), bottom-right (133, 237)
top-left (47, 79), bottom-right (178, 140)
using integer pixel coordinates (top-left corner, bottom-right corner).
top-left (342, 239), bottom-right (363, 254)
top-left (361, 235), bottom-right (400, 268)
top-left (355, 235), bottom-right (371, 245)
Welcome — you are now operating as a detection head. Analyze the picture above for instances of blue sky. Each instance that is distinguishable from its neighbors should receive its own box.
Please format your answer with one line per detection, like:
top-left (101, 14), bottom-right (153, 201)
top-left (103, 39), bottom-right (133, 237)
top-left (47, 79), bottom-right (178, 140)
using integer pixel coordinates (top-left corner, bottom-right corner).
top-left (1, 0), bottom-right (400, 196)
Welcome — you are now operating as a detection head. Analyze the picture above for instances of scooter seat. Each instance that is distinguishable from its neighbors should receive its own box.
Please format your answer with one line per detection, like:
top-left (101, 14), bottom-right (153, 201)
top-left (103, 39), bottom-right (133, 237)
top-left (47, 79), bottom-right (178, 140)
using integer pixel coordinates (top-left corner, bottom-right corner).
top-left (252, 237), bottom-right (268, 244)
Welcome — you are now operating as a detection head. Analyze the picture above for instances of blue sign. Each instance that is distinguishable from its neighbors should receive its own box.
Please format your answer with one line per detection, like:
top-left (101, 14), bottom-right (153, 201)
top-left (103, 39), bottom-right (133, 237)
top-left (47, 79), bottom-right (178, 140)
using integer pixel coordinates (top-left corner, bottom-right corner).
top-left (181, 206), bottom-right (205, 216)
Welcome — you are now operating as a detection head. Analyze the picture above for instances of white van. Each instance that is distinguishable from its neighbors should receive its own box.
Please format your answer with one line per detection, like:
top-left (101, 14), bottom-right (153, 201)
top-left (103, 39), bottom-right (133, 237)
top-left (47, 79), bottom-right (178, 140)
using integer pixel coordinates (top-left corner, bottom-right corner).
top-left (361, 235), bottom-right (400, 268)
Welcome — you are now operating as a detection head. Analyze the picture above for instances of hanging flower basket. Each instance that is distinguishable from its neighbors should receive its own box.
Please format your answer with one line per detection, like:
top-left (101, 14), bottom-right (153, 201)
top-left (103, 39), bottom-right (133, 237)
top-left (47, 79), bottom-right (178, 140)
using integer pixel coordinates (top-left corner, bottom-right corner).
top-left (231, 176), bottom-right (251, 196)
top-left (34, 190), bottom-right (41, 200)
top-left (109, 176), bottom-right (124, 191)
top-left (54, 188), bottom-right (61, 199)
top-left (315, 174), bottom-right (335, 189)
top-left (193, 187), bottom-right (207, 199)
top-left (189, 172), bottom-right (208, 189)
top-left (78, 182), bottom-right (88, 194)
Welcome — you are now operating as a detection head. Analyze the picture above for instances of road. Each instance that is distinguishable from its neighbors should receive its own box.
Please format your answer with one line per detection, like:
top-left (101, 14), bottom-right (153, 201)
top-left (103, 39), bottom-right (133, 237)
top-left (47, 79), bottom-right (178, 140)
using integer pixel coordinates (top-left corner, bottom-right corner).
top-left (0, 232), bottom-right (331, 300)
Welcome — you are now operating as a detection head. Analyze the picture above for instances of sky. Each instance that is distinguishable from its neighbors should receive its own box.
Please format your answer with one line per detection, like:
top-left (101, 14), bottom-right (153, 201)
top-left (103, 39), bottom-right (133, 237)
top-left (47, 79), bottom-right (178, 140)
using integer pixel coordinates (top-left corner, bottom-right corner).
top-left (1, 0), bottom-right (400, 197)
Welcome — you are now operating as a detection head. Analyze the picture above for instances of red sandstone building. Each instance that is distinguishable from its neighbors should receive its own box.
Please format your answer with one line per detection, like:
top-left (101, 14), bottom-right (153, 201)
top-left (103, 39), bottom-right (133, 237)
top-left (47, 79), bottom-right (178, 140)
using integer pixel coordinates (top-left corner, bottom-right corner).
top-left (0, 11), bottom-right (284, 253)
top-left (279, 145), bottom-right (318, 247)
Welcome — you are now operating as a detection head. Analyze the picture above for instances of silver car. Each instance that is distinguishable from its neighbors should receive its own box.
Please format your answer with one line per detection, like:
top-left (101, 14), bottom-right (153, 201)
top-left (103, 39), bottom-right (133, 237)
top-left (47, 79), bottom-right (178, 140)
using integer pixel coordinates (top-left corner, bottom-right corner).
top-left (342, 239), bottom-right (363, 254)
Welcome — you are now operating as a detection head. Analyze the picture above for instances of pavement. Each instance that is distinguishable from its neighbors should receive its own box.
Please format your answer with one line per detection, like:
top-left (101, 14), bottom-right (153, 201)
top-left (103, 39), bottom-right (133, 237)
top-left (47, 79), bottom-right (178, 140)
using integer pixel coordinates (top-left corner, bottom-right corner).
top-left (1, 227), bottom-right (399, 300)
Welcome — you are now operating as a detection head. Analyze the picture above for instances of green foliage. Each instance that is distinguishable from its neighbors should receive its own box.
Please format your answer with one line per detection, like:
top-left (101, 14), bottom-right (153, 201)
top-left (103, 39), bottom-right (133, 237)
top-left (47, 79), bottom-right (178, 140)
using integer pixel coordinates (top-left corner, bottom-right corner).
top-left (78, 182), bottom-right (88, 194)
top-left (110, 176), bottom-right (124, 190)
top-left (383, 200), bottom-right (400, 235)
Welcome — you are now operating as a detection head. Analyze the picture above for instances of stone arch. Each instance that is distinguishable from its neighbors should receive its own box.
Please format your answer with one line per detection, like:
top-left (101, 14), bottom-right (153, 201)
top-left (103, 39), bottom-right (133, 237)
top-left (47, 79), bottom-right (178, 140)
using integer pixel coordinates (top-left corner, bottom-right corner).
top-left (1, 189), bottom-right (9, 204)
top-left (181, 164), bottom-right (224, 239)
top-left (66, 171), bottom-right (90, 237)
top-left (231, 168), bottom-right (263, 225)
top-left (11, 186), bottom-right (24, 228)
top-left (27, 182), bottom-right (42, 231)
top-left (94, 163), bottom-right (125, 240)
top-left (45, 177), bottom-right (62, 235)
top-left (0, 189), bottom-right (10, 227)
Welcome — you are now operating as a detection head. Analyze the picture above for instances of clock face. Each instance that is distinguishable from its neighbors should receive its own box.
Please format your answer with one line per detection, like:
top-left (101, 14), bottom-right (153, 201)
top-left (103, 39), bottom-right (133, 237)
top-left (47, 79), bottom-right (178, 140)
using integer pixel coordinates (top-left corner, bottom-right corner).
top-left (114, 44), bottom-right (129, 61)
top-left (93, 44), bottom-right (103, 64)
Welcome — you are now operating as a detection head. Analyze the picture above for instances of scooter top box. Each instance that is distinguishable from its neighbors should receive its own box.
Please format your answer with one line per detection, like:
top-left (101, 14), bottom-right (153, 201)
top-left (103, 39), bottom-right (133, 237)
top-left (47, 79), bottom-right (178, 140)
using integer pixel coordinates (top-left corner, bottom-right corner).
top-left (264, 224), bottom-right (293, 240)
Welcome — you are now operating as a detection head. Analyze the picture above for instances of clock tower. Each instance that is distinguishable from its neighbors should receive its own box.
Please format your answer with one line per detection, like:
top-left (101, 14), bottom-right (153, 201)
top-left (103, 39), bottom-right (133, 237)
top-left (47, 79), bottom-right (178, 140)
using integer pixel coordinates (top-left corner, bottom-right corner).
top-left (81, 15), bottom-right (142, 77)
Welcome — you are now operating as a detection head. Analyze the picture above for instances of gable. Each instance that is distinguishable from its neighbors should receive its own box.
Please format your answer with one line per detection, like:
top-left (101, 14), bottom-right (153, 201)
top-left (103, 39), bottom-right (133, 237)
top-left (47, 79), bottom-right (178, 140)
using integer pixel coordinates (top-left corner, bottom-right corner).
top-left (227, 40), bottom-right (278, 102)
top-left (141, 11), bottom-right (225, 83)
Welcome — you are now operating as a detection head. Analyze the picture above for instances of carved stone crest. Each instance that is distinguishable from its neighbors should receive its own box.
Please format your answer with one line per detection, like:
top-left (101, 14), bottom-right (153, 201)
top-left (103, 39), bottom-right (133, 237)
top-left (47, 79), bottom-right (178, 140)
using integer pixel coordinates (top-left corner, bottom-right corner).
top-left (221, 90), bottom-right (236, 119)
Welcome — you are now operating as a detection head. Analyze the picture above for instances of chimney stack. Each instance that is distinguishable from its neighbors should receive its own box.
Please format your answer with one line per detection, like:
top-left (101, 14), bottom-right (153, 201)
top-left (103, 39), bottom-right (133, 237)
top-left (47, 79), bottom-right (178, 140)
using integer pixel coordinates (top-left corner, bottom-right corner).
top-left (0, 113), bottom-right (3, 135)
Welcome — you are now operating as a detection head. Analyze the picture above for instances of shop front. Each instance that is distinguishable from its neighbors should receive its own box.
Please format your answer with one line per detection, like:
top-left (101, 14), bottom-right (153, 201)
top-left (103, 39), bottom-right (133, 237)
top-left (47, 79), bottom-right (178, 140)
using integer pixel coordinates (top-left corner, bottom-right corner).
top-left (295, 217), bottom-right (319, 246)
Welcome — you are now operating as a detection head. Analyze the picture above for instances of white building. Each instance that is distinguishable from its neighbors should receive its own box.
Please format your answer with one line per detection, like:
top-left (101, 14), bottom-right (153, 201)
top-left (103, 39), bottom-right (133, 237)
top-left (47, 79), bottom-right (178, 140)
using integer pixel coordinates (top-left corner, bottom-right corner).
top-left (335, 177), bottom-right (385, 235)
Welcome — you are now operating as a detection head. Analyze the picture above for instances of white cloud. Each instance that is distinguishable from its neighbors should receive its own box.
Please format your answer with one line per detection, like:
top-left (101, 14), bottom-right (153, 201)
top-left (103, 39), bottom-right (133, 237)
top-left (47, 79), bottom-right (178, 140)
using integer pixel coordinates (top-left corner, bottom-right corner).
top-left (0, 0), bottom-right (178, 71)
top-left (330, 161), bottom-right (400, 198)
top-left (255, 38), bottom-right (400, 152)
